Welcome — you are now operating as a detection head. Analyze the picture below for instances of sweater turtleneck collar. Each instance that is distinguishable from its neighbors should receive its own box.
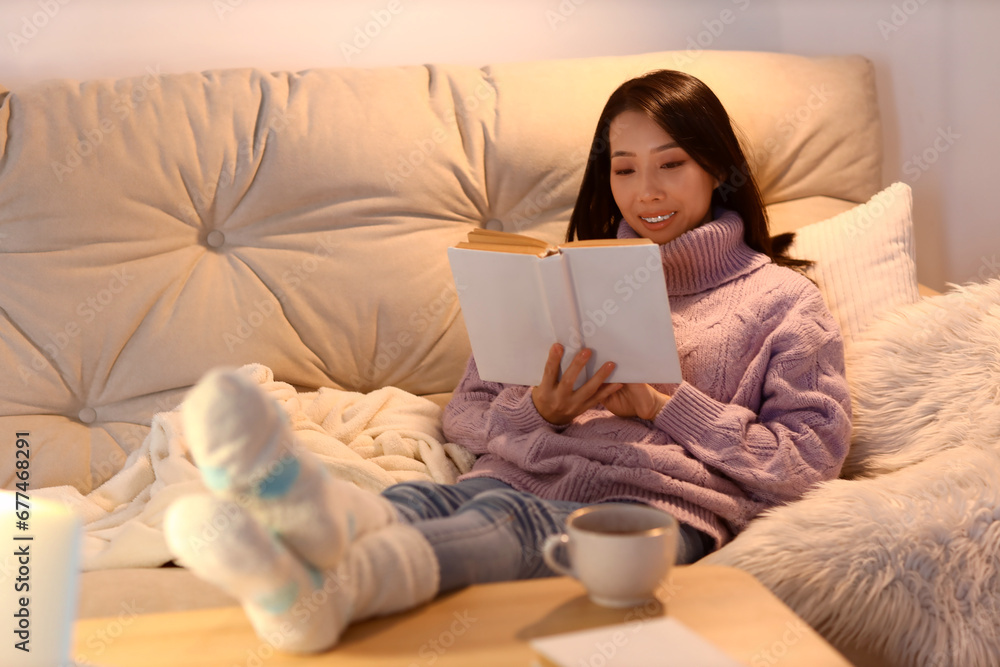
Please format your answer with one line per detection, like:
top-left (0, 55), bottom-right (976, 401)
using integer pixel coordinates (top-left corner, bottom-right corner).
top-left (616, 210), bottom-right (770, 296)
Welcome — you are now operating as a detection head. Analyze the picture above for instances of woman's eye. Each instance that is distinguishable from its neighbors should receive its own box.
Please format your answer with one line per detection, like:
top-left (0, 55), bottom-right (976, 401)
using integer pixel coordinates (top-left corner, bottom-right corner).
top-left (662, 161), bottom-right (684, 169)
top-left (613, 168), bottom-right (634, 176)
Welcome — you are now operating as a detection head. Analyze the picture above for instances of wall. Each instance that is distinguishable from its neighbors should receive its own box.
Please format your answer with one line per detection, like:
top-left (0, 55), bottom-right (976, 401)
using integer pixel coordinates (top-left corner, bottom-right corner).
top-left (0, 0), bottom-right (996, 290)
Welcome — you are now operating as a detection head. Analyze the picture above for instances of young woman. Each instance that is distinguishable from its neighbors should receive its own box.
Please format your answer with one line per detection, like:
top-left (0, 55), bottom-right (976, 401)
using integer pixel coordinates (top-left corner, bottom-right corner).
top-left (164, 69), bottom-right (851, 653)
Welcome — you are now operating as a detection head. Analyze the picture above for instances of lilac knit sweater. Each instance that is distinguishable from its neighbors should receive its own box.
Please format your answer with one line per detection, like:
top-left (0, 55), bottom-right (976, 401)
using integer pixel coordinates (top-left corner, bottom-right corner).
top-left (442, 211), bottom-right (851, 548)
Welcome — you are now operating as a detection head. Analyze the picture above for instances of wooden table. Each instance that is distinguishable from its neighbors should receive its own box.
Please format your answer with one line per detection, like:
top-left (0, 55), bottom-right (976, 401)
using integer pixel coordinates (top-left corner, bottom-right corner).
top-left (73, 565), bottom-right (850, 666)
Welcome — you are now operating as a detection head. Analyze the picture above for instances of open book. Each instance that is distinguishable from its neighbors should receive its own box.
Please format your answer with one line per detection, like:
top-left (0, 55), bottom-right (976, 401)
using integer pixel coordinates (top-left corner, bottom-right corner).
top-left (447, 228), bottom-right (682, 387)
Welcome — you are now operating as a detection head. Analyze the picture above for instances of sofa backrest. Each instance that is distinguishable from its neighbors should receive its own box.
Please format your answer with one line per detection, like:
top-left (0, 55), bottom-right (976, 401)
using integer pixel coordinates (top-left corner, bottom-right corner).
top-left (0, 50), bottom-right (881, 491)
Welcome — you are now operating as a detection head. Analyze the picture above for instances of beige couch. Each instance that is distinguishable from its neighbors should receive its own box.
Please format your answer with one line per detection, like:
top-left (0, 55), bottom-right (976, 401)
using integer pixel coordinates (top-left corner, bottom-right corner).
top-left (0, 49), bottom-right (883, 491)
top-left (6, 49), bottom-right (987, 665)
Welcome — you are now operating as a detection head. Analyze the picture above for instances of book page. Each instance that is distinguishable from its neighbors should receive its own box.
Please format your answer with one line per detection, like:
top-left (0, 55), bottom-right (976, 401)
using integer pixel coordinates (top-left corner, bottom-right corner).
top-left (560, 243), bottom-right (681, 384)
top-left (465, 228), bottom-right (554, 251)
top-left (455, 241), bottom-right (551, 256)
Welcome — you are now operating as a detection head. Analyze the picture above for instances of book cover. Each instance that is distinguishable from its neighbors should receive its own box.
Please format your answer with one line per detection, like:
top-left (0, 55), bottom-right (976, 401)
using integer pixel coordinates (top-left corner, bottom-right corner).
top-left (447, 230), bottom-right (682, 387)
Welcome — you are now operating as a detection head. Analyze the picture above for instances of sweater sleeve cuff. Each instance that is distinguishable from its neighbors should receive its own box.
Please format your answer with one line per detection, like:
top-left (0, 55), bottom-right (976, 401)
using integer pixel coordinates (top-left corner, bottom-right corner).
top-left (653, 381), bottom-right (727, 444)
top-left (501, 389), bottom-right (568, 433)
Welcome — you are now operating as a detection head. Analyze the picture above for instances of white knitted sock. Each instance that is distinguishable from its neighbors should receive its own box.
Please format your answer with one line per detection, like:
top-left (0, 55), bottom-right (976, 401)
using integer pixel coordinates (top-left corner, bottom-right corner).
top-left (181, 367), bottom-right (397, 569)
top-left (338, 523), bottom-right (441, 623)
top-left (164, 495), bottom-right (439, 653)
top-left (163, 494), bottom-right (343, 652)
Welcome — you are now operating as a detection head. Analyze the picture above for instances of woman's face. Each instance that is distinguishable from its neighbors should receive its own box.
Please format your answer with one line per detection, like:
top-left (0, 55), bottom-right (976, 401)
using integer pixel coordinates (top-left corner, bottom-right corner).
top-left (608, 110), bottom-right (719, 245)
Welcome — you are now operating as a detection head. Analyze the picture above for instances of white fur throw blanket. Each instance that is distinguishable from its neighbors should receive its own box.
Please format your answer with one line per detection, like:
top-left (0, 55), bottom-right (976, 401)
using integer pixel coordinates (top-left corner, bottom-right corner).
top-left (704, 279), bottom-right (1000, 667)
top-left (35, 364), bottom-right (475, 572)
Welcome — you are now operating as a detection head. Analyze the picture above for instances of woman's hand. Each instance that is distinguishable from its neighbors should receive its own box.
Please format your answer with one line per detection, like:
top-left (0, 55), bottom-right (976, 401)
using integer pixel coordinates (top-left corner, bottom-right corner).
top-left (531, 343), bottom-right (622, 425)
top-left (602, 383), bottom-right (670, 420)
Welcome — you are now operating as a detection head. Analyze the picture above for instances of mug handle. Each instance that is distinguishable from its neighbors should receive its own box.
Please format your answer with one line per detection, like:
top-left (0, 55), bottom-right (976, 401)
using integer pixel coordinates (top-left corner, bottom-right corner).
top-left (542, 533), bottom-right (574, 578)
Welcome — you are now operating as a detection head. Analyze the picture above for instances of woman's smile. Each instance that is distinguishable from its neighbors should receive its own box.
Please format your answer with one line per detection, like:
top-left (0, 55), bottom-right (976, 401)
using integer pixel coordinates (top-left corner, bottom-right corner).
top-left (639, 211), bottom-right (677, 227)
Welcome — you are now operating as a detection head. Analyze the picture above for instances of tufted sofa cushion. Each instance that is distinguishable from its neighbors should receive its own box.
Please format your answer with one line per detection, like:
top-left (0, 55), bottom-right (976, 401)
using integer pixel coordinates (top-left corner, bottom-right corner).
top-left (0, 51), bottom-right (881, 493)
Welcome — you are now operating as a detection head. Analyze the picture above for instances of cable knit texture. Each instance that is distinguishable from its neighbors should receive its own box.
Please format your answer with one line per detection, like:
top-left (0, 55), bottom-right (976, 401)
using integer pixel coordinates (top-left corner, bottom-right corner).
top-left (442, 212), bottom-right (852, 549)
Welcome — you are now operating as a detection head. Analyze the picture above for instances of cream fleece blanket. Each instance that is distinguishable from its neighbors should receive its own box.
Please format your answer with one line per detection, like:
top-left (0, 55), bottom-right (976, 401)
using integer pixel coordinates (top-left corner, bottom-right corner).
top-left (35, 364), bottom-right (475, 571)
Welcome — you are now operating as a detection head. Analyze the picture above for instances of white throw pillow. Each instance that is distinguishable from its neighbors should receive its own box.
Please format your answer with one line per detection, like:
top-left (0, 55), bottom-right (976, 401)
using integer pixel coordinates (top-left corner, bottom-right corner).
top-left (787, 182), bottom-right (920, 346)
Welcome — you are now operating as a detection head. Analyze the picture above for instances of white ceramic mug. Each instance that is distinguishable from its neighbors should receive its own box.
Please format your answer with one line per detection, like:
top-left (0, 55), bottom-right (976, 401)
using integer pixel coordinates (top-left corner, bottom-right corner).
top-left (542, 503), bottom-right (678, 608)
top-left (0, 489), bottom-right (83, 667)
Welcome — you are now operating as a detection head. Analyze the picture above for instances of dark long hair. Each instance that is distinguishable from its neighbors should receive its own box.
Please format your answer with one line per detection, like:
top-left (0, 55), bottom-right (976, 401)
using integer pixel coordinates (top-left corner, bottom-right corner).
top-left (566, 69), bottom-right (809, 271)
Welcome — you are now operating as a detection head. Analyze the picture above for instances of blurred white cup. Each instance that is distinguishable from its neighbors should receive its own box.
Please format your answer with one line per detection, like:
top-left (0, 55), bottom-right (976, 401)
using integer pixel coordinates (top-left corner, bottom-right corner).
top-left (0, 489), bottom-right (83, 667)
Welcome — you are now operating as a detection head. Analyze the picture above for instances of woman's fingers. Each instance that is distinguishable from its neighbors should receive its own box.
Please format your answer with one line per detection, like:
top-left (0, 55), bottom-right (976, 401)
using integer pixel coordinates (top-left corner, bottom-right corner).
top-left (586, 359), bottom-right (617, 390)
top-left (540, 343), bottom-right (565, 388)
top-left (558, 349), bottom-right (619, 399)
top-left (533, 344), bottom-right (625, 423)
top-left (587, 378), bottom-right (623, 409)
top-left (597, 380), bottom-right (624, 400)
top-left (557, 347), bottom-right (591, 391)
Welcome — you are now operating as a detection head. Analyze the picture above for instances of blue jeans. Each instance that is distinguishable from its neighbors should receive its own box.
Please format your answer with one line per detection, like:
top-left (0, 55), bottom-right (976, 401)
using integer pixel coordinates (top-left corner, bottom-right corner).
top-left (382, 477), bottom-right (711, 593)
